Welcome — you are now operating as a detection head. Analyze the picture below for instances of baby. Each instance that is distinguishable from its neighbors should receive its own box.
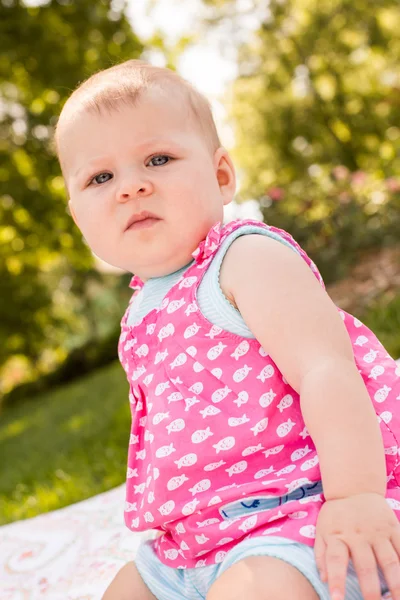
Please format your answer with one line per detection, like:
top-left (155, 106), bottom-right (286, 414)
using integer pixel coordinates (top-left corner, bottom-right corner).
top-left (55, 60), bottom-right (400, 600)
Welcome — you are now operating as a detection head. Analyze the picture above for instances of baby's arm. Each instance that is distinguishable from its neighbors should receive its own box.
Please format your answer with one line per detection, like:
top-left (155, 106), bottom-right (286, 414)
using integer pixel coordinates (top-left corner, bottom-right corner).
top-left (220, 234), bottom-right (400, 600)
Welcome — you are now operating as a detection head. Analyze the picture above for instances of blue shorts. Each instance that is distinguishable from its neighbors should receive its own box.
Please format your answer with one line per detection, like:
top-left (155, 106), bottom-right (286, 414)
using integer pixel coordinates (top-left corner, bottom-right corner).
top-left (135, 536), bottom-right (389, 600)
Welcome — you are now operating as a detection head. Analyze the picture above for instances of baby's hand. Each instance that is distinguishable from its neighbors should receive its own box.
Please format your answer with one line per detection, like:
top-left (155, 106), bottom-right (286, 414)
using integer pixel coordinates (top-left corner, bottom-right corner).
top-left (314, 493), bottom-right (400, 600)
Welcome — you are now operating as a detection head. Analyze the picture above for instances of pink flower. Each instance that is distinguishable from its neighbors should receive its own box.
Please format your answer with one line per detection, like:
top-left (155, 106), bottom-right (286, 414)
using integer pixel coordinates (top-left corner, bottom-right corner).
top-left (386, 177), bottom-right (400, 193)
top-left (351, 170), bottom-right (367, 186)
top-left (332, 166), bottom-right (349, 181)
top-left (267, 187), bottom-right (285, 201)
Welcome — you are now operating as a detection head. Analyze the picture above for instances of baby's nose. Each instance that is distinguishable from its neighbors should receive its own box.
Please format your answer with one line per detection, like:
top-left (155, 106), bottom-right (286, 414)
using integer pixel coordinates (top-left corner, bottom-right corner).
top-left (117, 175), bottom-right (153, 201)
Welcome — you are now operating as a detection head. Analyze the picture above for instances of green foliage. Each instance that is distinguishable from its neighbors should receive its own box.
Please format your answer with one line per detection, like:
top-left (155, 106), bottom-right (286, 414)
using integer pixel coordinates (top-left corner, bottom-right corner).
top-left (0, 360), bottom-right (130, 524)
top-left (361, 292), bottom-right (400, 359)
top-left (204, 0), bottom-right (400, 279)
top-left (0, 0), bottom-right (144, 393)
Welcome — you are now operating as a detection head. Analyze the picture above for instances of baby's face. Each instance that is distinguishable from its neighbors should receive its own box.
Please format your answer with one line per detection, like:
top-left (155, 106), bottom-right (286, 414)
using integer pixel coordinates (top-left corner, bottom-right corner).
top-left (59, 90), bottom-right (235, 278)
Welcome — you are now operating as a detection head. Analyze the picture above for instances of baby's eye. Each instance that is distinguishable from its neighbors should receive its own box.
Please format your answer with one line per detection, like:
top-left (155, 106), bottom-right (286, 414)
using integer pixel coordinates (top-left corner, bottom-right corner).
top-left (148, 155), bottom-right (171, 167)
top-left (90, 172), bottom-right (113, 185)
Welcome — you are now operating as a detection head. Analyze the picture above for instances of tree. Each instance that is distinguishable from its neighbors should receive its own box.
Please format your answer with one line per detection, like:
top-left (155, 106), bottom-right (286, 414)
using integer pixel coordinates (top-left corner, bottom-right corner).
top-left (204, 0), bottom-right (400, 280)
top-left (0, 0), bottom-right (144, 394)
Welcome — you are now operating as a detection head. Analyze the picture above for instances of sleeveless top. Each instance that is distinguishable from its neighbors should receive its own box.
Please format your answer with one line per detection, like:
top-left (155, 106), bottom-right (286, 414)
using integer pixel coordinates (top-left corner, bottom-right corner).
top-left (118, 218), bottom-right (400, 569)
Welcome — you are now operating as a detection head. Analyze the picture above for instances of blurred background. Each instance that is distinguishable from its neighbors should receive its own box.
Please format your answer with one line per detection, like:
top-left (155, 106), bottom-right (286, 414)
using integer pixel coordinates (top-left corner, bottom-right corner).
top-left (0, 0), bottom-right (399, 525)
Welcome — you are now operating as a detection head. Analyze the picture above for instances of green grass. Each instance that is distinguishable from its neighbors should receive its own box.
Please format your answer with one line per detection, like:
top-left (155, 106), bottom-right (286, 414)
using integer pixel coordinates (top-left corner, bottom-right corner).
top-left (0, 361), bottom-right (130, 525)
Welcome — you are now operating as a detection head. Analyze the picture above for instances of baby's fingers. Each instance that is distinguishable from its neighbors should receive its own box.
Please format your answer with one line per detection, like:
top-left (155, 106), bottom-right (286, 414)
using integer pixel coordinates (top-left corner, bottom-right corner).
top-left (352, 543), bottom-right (381, 600)
top-left (374, 540), bottom-right (400, 600)
top-left (325, 538), bottom-right (349, 600)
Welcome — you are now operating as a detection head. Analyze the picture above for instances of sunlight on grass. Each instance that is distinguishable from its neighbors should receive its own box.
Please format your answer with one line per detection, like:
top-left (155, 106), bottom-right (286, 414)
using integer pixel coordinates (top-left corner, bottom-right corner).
top-left (0, 361), bottom-right (130, 525)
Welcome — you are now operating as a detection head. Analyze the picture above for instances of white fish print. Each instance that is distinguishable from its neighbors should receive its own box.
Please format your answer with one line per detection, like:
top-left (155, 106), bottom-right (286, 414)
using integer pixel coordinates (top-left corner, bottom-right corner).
top-left (263, 445), bottom-right (285, 458)
top-left (185, 396), bottom-right (200, 411)
top-left (354, 335), bottom-right (368, 347)
top-left (262, 526), bottom-right (283, 535)
top-left (144, 430), bottom-right (154, 443)
top-left (299, 494), bottom-right (322, 504)
top-left (212, 386), bottom-right (232, 403)
top-left (132, 365), bottom-right (146, 381)
top-left (251, 417), bottom-right (269, 436)
top-left (148, 491), bottom-right (155, 503)
top-left (374, 385), bottom-right (392, 403)
top-left (216, 537), bottom-right (234, 545)
top-left (182, 498), bottom-right (200, 515)
top-left (204, 460), bottom-right (226, 471)
top-left (184, 323), bottom-right (201, 339)
top-left (277, 394), bottom-right (294, 412)
top-left (205, 325), bottom-right (223, 339)
top-left (136, 450), bottom-right (146, 460)
top-left (386, 498), bottom-right (400, 511)
top-left (208, 495), bottom-right (222, 506)
top-left (139, 416), bottom-right (147, 427)
top-left (124, 339), bottom-right (136, 352)
top-left (185, 302), bottom-right (198, 317)
top-left (288, 474), bottom-right (311, 491)
top-left (193, 361), bottom-right (205, 373)
top-left (233, 365), bottom-right (252, 383)
top-left (196, 518), bottom-right (220, 528)
top-left (277, 419), bottom-right (296, 437)
top-left (380, 411), bottom-right (392, 424)
top-left (186, 345), bottom-right (197, 357)
top-left (234, 391), bottom-right (249, 407)
top-left (242, 444), bottom-right (264, 456)
top-left (143, 374), bottom-right (154, 386)
top-left (363, 349), bottom-right (378, 363)
top-left (160, 297), bottom-right (169, 310)
top-left (275, 464), bottom-right (296, 476)
top-left (153, 467), bottom-right (160, 480)
top-left (175, 522), bottom-right (186, 534)
top-left (158, 323), bottom-right (175, 341)
top-left (384, 446), bottom-right (397, 456)
top-left (259, 389), bottom-right (277, 408)
top-left (167, 392), bottom-right (184, 404)
top-left (257, 365), bottom-right (275, 383)
top-left (196, 559), bottom-right (207, 567)
top-left (167, 298), bottom-right (186, 313)
top-left (299, 525), bottom-right (316, 539)
top-left (180, 540), bottom-right (190, 551)
top-left (213, 436), bottom-right (235, 453)
top-left (166, 419), bottom-right (185, 434)
top-left (134, 483), bottom-right (146, 495)
top-left (238, 515), bottom-right (258, 533)
top-left (291, 445), bottom-right (312, 462)
top-left (167, 474), bottom-right (189, 491)
top-left (179, 276), bottom-right (197, 289)
top-left (129, 434), bottom-right (139, 445)
top-left (192, 427), bottom-right (213, 443)
top-left (158, 500), bottom-right (175, 516)
top-left (211, 368), bottom-right (223, 379)
top-left (207, 342), bottom-right (227, 360)
top-left (125, 501), bottom-right (137, 512)
top-left (155, 443), bottom-right (176, 458)
top-left (254, 467), bottom-right (275, 479)
top-left (231, 341), bottom-right (250, 361)
top-left (174, 453), bottom-right (198, 468)
top-left (155, 382), bottom-right (170, 396)
top-left (200, 405), bottom-right (221, 418)
top-left (127, 467), bottom-right (138, 478)
top-left (226, 460), bottom-right (248, 477)
top-left (219, 517), bottom-right (241, 530)
top-left (299, 426), bottom-right (310, 439)
top-left (164, 549), bottom-right (179, 560)
top-left (131, 517), bottom-right (139, 528)
top-left (154, 349), bottom-right (169, 365)
top-left (189, 479), bottom-right (211, 496)
top-left (189, 382), bottom-right (203, 394)
top-left (228, 414), bottom-right (250, 427)
top-left (170, 353), bottom-right (187, 369)
top-left (152, 412), bottom-right (170, 425)
top-left (300, 456), bottom-right (319, 471)
top-left (288, 511), bottom-right (308, 519)
top-left (144, 512), bottom-right (154, 523)
top-left (135, 344), bottom-right (149, 357)
top-left (369, 365), bottom-right (385, 380)
top-left (135, 400), bottom-right (143, 412)
top-left (146, 323), bottom-right (156, 335)
top-left (195, 533), bottom-right (210, 544)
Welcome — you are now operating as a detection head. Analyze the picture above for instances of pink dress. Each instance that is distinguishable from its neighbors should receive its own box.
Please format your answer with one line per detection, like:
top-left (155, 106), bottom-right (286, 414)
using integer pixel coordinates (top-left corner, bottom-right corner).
top-left (118, 219), bottom-right (400, 568)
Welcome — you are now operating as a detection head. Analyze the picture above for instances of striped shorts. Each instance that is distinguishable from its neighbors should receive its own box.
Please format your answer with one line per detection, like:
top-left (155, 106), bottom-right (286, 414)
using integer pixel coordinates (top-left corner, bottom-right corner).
top-left (135, 536), bottom-right (390, 600)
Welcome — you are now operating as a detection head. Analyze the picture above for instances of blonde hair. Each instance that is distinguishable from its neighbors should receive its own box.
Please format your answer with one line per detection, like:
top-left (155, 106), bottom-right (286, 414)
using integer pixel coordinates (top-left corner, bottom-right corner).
top-left (55, 59), bottom-right (221, 155)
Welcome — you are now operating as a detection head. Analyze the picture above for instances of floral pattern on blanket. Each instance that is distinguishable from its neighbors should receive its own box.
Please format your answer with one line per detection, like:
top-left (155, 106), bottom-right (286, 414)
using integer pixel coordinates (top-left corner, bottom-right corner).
top-left (0, 485), bottom-right (150, 600)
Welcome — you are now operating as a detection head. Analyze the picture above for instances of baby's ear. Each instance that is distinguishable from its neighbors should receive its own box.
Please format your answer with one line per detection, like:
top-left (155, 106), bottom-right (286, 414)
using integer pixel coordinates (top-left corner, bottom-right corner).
top-left (214, 147), bottom-right (236, 205)
top-left (68, 200), bottom-right (79, 227)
